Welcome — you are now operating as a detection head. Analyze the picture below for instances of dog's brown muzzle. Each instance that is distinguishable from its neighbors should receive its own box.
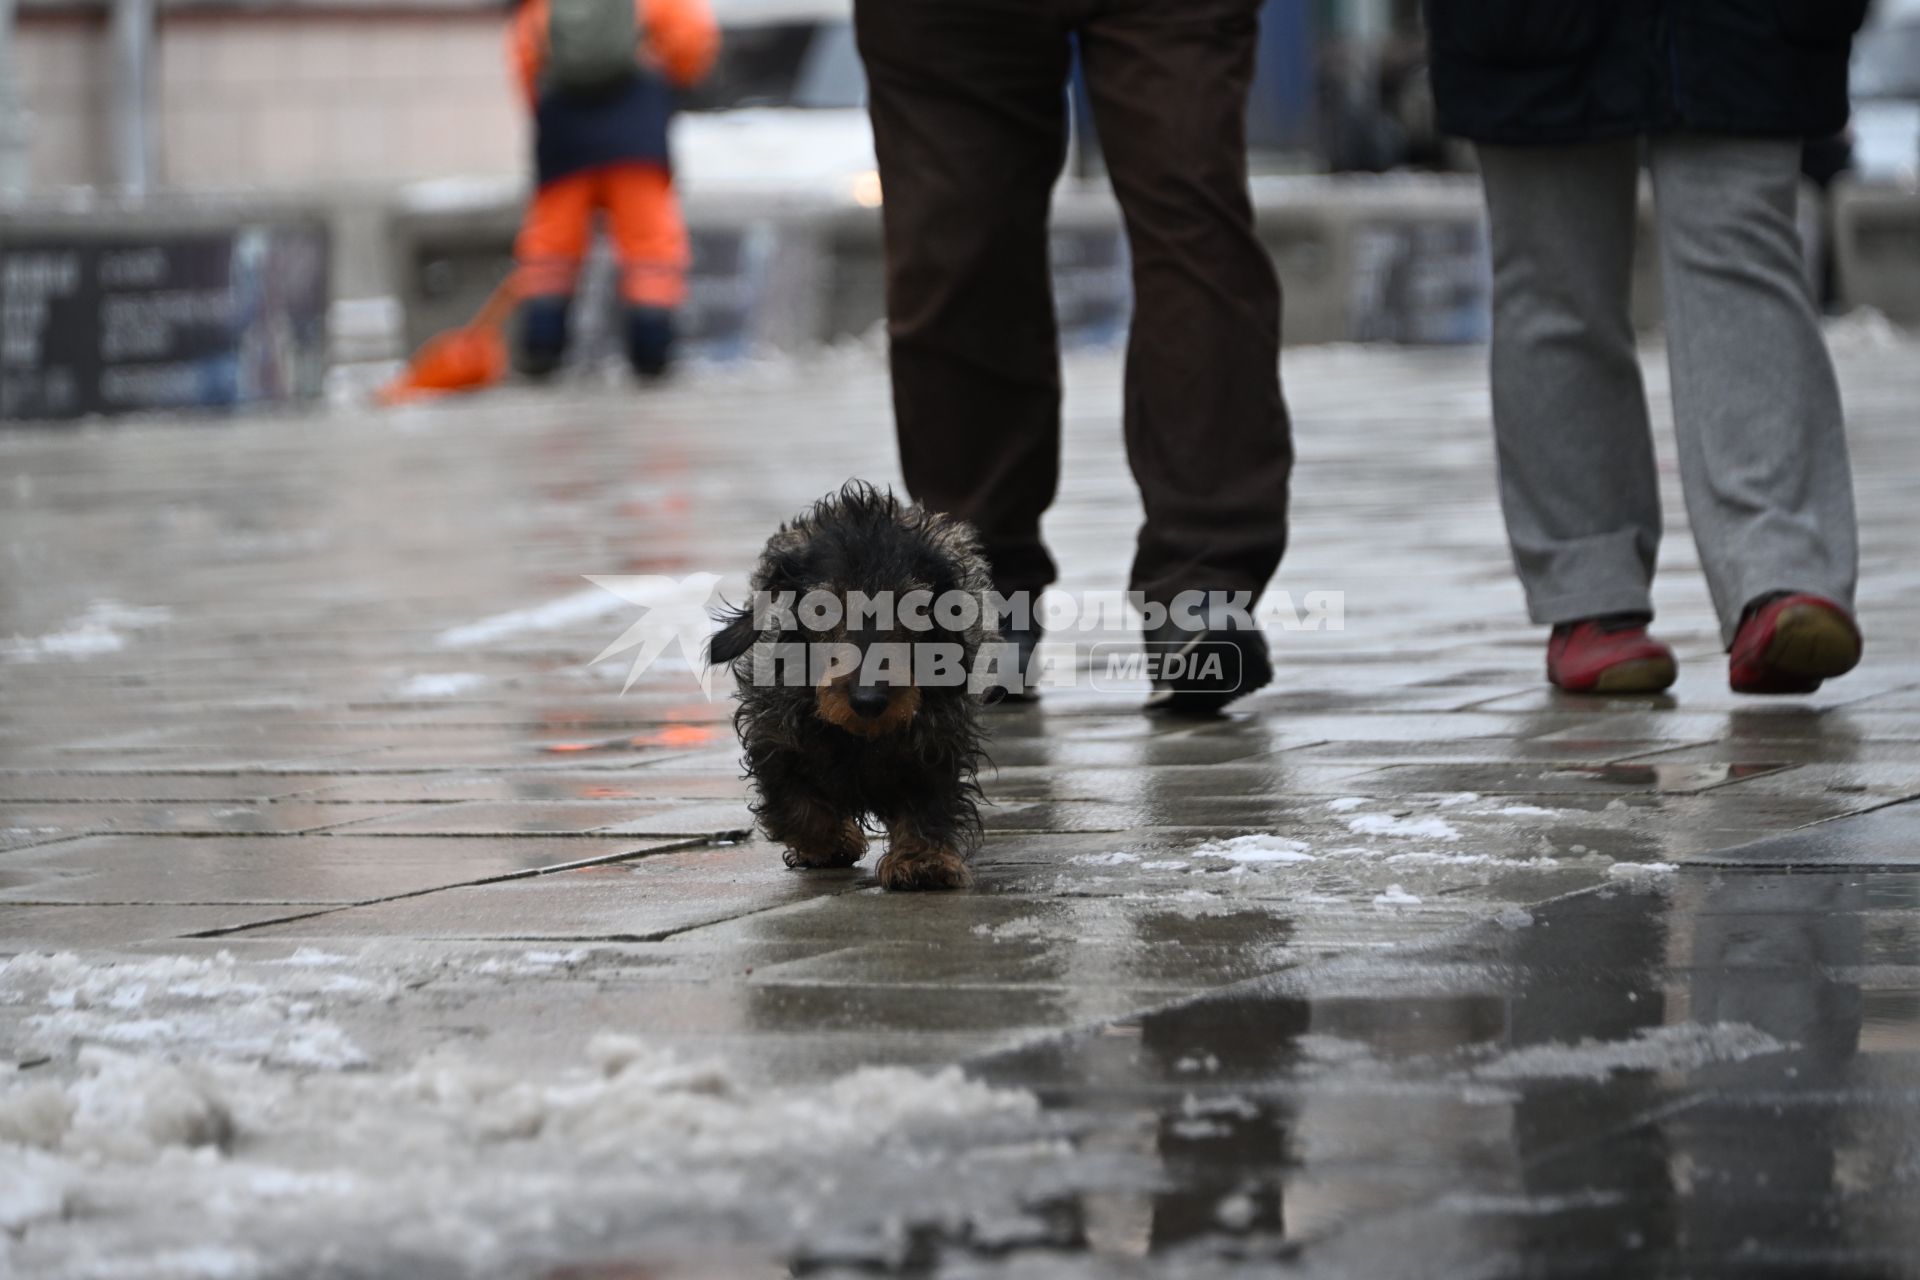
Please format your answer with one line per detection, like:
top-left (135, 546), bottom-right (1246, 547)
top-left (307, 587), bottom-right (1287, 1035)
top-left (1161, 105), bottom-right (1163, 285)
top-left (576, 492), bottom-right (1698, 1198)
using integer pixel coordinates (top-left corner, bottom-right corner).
top-left (815, 676), bottom-right (921, 739)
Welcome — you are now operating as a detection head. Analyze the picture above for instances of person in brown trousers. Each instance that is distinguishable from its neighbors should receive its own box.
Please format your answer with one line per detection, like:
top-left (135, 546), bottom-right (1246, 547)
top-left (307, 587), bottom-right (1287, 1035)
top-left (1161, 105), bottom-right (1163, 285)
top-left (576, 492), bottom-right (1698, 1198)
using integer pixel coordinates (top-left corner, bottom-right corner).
top-left (853, 0), bottom-right (1293, 713)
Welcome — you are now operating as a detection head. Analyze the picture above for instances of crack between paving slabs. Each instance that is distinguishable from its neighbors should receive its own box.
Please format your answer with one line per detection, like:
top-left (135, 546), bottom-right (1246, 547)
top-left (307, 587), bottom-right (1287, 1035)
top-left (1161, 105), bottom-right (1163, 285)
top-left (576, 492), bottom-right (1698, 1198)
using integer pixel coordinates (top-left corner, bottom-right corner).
top-left (177, 833), bottom-right (728, 939)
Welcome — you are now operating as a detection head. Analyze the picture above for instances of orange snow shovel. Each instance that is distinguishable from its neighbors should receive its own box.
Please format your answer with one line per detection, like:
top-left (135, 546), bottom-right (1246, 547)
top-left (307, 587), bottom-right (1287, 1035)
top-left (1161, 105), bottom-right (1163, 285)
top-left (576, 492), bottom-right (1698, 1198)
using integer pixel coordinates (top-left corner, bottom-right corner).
top-left (377, 277), bottom-right (520, 406)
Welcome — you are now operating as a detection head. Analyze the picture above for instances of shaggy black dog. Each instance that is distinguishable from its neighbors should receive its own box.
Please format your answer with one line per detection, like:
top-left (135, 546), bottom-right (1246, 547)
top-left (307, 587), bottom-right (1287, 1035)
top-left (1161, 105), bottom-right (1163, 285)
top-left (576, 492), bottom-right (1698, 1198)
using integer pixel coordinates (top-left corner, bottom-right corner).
top-left (707, 482), bottom-right (1002, 891)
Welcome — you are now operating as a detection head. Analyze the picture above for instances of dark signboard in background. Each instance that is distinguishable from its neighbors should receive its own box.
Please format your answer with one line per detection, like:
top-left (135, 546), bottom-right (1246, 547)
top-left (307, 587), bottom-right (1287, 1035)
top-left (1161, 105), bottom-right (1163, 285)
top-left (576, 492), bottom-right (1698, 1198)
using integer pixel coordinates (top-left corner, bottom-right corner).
top-left (0, 223), bottom-right (329, 422)
top-left (1351, 219), bottom-right (1492, 345)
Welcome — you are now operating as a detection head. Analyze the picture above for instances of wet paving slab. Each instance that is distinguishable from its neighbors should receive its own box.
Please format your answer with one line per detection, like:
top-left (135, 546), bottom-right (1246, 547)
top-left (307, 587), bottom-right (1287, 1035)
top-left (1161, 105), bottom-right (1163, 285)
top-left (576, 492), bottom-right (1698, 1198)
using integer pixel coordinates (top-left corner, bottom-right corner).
top-left (320, 798), bottom-right (757, 837)
top-left (0, 903), bottom-right (327, 949)
top-left (946, 867), bottom-right (1920, 1278)
top-left (231, 841), bottom-right (863, 942)
top-left (1350, 760), bottom-right (1803, 795)
top-left (0, 799), bottom-right (418, 841)
top-left (3, 341), bottom-right (1920, 1276)
top-left (1690, 798), bottom-right (1920, 870)
top-left (0, 832), bottom-right (696, 906)
top-left (0, 772), bottom-right (344, 804)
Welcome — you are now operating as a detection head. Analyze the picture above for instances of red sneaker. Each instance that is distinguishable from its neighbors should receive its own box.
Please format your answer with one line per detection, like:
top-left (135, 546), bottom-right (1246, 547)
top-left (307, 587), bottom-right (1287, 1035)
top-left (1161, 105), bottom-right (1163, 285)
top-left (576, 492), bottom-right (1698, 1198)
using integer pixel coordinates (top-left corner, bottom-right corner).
top-left (1547, 616), bottom-right (1678, 694)
top-left (1729, 593), bottom-right (1861, 695)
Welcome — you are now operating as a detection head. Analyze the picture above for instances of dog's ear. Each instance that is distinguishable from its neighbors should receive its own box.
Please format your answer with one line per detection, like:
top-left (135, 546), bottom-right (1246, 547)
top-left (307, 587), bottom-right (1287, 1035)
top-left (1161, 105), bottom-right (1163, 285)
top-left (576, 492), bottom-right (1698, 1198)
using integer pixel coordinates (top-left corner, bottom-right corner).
top-left (705, 603), bottom-right (758, 666)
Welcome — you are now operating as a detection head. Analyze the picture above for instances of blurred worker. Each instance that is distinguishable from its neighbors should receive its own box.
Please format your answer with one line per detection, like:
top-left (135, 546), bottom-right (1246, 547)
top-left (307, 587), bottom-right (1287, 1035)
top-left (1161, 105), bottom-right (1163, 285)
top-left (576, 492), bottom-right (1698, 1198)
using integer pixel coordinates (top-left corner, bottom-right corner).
top-left (508, 0), bottom-right (717, 380)
top-left (1425, 1), bottom-right (1869, 696)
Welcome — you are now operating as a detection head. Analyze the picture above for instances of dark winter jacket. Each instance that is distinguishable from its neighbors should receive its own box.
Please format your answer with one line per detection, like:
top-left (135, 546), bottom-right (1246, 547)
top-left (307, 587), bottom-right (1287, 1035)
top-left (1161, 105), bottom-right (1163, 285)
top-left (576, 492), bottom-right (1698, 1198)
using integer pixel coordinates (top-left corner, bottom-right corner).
top-left (532, 76), bottom-right (676, 185)
top-left (1423, 0), bottom-right (1870, 145)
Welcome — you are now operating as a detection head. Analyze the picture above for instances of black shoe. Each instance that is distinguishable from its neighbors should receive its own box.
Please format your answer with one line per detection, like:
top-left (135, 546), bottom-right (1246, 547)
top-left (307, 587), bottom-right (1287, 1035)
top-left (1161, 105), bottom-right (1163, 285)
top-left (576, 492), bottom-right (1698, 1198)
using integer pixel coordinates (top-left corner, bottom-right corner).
top-left (990, 620), bottom-right (1042, 704)
top-left (514, 295), bottom-right (570, 380)
top-left (1141, 616), bottom-right (1272, 714)
top-left (624, 306), bottom-right (675, 381)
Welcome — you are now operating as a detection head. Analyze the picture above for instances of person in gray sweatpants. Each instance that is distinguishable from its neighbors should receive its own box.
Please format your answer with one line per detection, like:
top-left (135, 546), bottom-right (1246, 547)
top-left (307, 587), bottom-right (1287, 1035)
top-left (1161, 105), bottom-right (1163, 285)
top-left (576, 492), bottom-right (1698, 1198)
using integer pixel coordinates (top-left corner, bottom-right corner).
top-left (1424, 0), bottom-right (1868, 696)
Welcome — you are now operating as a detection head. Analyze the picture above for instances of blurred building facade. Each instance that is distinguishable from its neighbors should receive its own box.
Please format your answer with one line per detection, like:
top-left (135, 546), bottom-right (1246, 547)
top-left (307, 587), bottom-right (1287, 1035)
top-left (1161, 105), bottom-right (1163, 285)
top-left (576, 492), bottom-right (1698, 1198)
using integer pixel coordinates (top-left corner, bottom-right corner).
top-left (0, 0), bottom-right (1425, 198)
top-left (6, 0), bottom-right (525, 193)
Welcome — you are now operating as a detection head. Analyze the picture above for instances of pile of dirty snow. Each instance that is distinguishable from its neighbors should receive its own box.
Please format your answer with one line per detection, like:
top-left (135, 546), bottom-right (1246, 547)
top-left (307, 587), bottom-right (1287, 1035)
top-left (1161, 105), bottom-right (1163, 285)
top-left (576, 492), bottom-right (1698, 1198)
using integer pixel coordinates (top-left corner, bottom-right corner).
top-left (0, 950), bottom-right (1041, 1279)
top-left (1, 949), bottom-right (385, 1072)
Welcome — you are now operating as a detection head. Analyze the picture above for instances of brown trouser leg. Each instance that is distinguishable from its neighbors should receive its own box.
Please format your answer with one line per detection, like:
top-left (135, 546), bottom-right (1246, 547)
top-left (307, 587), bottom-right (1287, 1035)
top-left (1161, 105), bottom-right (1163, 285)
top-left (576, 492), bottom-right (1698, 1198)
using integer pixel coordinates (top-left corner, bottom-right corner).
top-left (854, 0), bottom-right (1290, 603)
top-left (854, 0), bottom-right (1073, 596)
top-left (1082, 0), bottom-right (1292, 605)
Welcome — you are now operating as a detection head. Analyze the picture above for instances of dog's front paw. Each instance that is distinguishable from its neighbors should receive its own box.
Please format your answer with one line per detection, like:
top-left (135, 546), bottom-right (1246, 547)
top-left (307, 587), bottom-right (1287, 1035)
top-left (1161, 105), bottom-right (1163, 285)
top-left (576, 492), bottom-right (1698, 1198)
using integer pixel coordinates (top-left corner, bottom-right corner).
top-left (875, 838), bottom-right (971, 892)
top-left (780, 816), bottom-right (867, 869)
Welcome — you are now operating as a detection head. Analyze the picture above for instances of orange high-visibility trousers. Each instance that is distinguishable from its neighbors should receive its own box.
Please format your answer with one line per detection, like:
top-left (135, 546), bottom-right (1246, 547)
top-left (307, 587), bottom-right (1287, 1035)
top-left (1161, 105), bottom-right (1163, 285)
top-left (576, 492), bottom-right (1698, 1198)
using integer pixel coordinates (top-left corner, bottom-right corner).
top-left (513, 162), bottom-right (689, 309)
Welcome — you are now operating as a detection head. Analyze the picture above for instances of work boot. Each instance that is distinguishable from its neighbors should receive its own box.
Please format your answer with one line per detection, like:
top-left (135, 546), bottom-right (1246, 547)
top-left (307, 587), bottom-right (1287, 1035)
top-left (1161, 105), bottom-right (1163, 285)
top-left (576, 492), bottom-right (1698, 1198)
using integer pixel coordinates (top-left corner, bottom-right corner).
top-left (624, 306), bottom-right (675, 380)
top-left (513, 295), bottom-right (571, 380)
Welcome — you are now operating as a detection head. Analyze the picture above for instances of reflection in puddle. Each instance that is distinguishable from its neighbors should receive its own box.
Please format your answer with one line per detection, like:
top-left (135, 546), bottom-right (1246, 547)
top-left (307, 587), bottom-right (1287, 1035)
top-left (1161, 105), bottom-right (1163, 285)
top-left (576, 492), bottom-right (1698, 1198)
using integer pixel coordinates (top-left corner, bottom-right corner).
top-left (1542, 762), bottom-right (1796, 791)
top-left (866, 868), bottom-right (1920, 1275)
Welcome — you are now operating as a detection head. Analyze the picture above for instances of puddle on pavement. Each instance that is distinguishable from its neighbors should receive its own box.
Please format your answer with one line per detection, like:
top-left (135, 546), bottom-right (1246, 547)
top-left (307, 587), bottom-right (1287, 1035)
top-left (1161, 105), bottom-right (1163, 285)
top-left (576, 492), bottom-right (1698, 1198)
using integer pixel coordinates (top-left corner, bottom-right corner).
top-left (1540, 762), bottom-right (1796, 791)
top-left (787, 866), bottom-right (1920, 1276)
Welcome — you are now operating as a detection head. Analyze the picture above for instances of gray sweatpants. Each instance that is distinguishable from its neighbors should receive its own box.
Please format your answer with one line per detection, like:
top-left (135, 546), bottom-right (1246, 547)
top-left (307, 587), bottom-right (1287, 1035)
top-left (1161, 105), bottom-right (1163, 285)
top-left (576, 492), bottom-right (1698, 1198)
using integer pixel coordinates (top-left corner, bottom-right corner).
top-left (1477, 135), bottom-right (1858, 646)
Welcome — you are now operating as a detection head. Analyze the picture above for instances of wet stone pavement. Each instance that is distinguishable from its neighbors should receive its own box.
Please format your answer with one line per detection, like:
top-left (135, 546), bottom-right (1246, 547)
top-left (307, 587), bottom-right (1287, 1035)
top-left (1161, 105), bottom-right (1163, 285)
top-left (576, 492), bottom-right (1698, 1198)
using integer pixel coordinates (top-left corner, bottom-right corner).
top-left (3, 334), bottom-right (1920, 1278)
